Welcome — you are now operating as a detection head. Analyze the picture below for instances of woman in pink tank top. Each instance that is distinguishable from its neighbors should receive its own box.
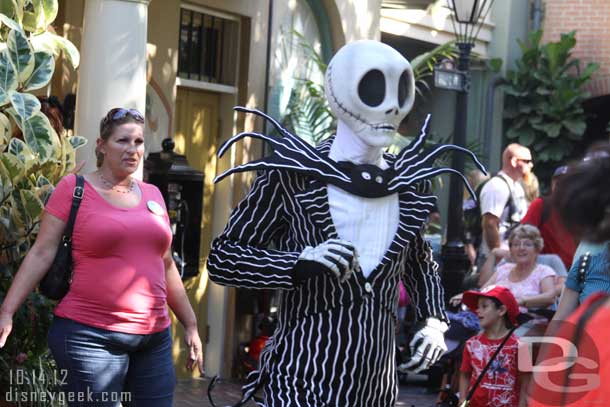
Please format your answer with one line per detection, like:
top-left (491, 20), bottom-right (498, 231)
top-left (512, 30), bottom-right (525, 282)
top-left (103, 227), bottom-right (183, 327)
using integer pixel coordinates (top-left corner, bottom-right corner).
top-left (0, 108), bottom-right (203, 406)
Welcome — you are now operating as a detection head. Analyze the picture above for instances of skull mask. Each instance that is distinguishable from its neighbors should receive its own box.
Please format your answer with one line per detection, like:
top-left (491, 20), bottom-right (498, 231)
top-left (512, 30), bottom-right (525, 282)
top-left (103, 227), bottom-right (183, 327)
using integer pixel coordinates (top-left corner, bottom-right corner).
top-left (325, 40), bottom-right (415, 148)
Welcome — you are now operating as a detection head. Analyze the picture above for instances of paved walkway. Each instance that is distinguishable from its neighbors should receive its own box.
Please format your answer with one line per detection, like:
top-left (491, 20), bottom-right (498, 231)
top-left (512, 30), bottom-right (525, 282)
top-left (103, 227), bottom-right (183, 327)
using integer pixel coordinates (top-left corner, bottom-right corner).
top-left (174, 375), bottom-right (438, 407)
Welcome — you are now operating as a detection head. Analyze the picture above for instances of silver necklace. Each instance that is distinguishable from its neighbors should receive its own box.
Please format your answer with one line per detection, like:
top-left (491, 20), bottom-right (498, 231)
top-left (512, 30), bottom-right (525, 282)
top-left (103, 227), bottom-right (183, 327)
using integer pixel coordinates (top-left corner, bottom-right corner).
top-left (98, 172), bottom-right (134, 194)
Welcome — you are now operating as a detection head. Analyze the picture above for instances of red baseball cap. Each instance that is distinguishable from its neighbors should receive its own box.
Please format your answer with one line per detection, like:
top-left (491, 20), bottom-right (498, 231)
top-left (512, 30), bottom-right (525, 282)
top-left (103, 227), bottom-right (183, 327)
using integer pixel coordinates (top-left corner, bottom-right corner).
top-left (462, 285), bottom-right (520, 325)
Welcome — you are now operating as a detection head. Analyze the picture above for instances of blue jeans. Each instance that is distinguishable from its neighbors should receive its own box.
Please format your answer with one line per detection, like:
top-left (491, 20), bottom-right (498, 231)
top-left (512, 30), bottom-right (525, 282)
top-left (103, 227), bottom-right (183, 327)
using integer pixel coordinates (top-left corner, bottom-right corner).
top-left (48, 317), bottom-right (176, 407)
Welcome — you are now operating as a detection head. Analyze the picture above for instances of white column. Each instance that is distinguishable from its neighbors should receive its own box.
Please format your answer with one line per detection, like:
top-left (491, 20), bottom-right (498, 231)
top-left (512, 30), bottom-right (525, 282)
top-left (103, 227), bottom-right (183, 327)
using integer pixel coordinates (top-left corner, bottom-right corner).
top-left (205, 114), bottom-right (237, 377)
top-left (75, 0), bottom-right (150, 178)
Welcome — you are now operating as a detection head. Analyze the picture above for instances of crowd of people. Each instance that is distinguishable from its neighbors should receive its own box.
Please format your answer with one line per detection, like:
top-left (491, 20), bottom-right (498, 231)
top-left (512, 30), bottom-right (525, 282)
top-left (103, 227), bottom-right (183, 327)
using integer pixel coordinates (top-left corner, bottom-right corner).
top-left (528, 142), bottom-right (610, 406)
top-left (431, 141), bottom-right (610, 406)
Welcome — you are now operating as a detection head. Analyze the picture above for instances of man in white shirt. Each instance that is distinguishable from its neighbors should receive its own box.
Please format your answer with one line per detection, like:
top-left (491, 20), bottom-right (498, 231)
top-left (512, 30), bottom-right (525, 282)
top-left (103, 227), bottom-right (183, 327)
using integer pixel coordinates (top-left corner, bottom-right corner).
top-left (479, 143), bottom-right (532, 261)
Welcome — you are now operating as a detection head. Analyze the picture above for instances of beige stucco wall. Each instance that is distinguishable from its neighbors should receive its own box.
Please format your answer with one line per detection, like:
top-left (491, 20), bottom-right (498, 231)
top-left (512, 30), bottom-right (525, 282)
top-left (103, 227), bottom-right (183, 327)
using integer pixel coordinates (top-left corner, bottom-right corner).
top-left (335, 0), bottom-right (381, 42)
top-left (146, 0), bottom-right (180, 140)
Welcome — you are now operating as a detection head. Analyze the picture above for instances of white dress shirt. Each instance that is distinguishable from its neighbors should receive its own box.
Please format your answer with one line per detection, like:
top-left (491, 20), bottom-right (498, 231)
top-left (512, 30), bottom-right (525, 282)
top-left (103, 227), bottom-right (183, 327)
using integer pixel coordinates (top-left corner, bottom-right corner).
top-left (328, 121), bottom-right (399, 277)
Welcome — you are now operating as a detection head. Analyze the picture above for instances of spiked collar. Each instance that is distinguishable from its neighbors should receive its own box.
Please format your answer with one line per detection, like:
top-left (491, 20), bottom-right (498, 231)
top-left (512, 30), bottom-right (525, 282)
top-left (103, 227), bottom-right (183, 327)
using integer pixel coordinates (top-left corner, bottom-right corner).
top-left (214, 107), bottom-right (487, 199)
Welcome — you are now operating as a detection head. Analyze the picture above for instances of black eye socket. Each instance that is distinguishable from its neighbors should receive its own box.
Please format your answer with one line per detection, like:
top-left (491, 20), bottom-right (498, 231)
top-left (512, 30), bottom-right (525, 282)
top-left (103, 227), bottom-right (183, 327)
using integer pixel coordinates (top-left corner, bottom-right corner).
top-left (358, 69), bottom-right (386, 107)
top-left (398, 70), bottom-right (410, 107)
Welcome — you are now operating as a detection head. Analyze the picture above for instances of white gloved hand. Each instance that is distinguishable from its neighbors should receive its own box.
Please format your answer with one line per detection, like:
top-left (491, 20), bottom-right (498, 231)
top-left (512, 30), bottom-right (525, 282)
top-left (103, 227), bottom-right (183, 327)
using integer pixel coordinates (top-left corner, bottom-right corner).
top-left (296, 239), bottom-right (357, 282)
top-left (398, 317), bottom-right (448, 373)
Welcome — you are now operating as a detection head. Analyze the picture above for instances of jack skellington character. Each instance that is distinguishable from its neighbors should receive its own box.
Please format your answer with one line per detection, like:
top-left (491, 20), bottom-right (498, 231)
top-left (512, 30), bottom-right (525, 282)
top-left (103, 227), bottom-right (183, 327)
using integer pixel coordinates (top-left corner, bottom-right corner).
top-left (207, 40), bottom-right (485, 406)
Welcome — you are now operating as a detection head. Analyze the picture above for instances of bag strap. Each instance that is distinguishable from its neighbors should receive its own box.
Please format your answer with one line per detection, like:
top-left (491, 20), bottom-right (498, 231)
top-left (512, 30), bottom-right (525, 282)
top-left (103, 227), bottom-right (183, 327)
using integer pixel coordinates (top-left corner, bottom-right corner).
top-left (495, 173), bottom-right (516, 225)
top-left (577, 251), bottom-right (591, 290)
top-left (465, 327), bottom-right (517, 402)
top-left (62, 175), bottom-right (85, 242)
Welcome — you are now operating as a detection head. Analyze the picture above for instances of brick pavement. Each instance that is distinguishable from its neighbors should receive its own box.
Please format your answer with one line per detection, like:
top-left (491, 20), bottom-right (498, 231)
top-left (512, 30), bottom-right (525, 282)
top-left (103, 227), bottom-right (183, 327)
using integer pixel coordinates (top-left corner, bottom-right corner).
top-left (174, 375), bottom-right (438, 407)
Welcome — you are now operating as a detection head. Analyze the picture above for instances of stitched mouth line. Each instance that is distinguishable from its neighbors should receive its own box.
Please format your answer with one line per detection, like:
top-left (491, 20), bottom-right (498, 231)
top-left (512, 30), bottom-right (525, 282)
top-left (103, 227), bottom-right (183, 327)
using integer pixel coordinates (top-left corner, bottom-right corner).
top-left (327, 64), bottom-right (381, 131)
top-left (374, 124), bottom-right (396, 131)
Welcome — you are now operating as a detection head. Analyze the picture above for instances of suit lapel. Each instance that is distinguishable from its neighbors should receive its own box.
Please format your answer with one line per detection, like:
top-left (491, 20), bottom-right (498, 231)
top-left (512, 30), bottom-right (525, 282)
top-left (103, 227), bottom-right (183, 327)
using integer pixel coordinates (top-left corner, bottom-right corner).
top-left (370, 187), bottom-right (437, 283)
top-left (292, 141), bottom-right (436, 279)
top-left (294, 178), bottom-right (338, 241)
top-left (293, 139), bottom-right (337, 241)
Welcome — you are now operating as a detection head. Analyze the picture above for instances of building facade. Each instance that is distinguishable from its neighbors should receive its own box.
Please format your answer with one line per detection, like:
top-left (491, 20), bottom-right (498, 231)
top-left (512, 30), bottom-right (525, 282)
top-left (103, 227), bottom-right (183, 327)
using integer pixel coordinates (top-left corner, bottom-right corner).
top-left (53, 0), bottom-right (601, 382)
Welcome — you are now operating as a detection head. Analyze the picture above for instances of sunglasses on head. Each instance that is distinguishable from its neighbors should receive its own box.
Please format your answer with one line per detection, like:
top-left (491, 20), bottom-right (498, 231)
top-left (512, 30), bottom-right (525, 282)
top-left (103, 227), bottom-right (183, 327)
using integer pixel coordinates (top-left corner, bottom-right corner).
top-left (107, 108), bottom-right (144, 122)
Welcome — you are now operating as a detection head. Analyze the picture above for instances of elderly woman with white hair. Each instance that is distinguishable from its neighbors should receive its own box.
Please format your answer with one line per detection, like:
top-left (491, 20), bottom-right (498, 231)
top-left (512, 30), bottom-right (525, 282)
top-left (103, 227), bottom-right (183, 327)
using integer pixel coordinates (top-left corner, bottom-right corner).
top-left (479, 225), bottom-right (557, 310)
top-left (452, 225), bottom-right (557, 313)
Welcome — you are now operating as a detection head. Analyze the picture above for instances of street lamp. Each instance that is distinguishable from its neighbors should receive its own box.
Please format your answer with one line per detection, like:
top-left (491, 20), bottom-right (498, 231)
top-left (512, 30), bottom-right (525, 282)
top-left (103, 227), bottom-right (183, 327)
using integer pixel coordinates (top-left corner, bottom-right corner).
top-left (434, 59), bottom-right (466, 92)
top-left (437, 0), bottom-right (494, 301)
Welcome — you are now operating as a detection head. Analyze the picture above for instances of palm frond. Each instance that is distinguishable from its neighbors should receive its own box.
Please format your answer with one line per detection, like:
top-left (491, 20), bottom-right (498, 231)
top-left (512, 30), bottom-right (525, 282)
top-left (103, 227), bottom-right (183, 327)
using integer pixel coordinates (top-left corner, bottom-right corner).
top-left (282, 78), bottom-right (335, 145)
top-left (291, 30), bottom-right (328, 74)
top-left (411, 41), bottom-right (458, 84)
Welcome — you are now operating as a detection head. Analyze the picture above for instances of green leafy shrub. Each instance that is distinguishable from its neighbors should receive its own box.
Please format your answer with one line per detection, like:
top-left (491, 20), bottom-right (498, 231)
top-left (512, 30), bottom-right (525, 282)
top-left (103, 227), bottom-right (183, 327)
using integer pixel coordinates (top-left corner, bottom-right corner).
top-left (0, 1), bottom-right (84, 404)
top-left (502, 30), bottom-right (598, 183)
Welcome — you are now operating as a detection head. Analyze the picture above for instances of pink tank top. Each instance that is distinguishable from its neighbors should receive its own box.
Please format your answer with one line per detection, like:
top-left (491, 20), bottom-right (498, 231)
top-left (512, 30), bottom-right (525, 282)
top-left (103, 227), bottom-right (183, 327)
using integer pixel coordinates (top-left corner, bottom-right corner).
top-left (45, 174), bottom-right (172, 334)
top-left (494, 263), bottom-right (556, 312)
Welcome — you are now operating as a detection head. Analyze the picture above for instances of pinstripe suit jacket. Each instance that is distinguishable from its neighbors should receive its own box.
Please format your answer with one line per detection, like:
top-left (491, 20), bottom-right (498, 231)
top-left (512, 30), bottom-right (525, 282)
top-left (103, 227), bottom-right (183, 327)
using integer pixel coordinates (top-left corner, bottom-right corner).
top-left (207, 142), bottom-right (447, 406)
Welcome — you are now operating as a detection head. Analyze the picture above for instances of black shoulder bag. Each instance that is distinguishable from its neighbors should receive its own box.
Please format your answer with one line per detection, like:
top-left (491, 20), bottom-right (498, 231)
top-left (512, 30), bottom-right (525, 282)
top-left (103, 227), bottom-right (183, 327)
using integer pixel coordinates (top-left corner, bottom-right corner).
top-left (39, 175), bottom-right (84, 300)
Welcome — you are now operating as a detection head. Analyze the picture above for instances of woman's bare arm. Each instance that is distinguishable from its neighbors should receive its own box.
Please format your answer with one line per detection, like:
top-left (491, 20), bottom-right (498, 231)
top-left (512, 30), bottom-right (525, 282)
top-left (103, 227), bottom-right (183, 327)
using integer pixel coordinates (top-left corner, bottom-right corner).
top-left (0, 212), bottom-right (65, 347)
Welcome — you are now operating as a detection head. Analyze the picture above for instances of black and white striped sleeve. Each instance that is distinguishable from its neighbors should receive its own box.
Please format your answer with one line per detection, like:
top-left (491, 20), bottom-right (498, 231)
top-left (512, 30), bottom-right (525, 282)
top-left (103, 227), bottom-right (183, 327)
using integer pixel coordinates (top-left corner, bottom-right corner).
top-left (207, 170), bottom-right (300, 290)
top-left (401, 228), bottom-right (448, 322)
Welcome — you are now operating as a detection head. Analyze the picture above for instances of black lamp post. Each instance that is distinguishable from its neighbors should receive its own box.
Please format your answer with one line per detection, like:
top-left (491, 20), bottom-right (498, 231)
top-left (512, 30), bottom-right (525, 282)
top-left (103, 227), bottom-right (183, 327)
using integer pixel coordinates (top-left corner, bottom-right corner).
top-left (436, 0), bottom-right (494, 301)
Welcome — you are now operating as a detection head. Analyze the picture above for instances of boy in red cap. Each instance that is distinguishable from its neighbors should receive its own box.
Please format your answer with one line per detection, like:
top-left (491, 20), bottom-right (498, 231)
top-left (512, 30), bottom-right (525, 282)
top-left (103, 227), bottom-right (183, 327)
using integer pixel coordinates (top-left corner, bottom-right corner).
top-left (458, 285), bottom-right (526, 407)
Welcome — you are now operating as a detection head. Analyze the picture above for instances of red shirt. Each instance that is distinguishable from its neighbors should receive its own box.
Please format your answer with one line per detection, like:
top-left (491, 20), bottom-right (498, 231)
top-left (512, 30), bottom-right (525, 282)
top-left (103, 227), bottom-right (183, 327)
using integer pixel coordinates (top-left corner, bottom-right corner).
top-left (461, 332), bottom-right (521, 407)
top-left (529, 293), bottom-right (610, 406)
top-left (45, 175), bottom-right (172, 334)
top-left (521, 197), bottom-right (576, 269)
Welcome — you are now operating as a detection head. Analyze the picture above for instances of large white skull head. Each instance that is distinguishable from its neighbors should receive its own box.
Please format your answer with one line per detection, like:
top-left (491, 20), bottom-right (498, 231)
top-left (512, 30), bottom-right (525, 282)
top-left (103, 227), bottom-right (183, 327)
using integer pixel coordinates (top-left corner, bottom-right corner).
top-left (325, 40), bottom-right (415, 148)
